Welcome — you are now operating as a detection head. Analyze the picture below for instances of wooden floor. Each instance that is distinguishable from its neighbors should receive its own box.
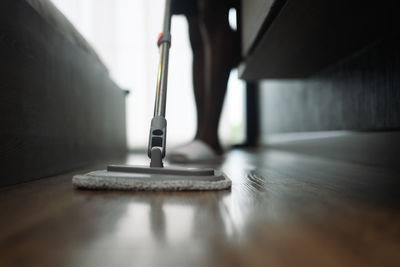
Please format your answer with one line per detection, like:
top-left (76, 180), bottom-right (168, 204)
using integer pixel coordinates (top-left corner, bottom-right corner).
top-left (1, 148), bottom-right (400, 267)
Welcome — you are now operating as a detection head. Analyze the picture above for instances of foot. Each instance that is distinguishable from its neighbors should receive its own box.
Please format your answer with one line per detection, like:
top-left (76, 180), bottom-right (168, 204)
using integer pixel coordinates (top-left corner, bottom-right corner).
top-left (167, 140), bottom-right (221, 163)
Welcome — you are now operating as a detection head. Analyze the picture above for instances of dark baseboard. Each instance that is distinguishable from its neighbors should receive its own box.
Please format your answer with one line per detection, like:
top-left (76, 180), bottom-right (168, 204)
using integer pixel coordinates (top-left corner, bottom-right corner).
top-left (264, 131), bottom-right (400, 172)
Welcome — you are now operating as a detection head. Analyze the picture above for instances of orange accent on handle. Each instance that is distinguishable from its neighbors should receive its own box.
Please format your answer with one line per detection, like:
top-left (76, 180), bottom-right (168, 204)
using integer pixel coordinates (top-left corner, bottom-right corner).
top-left (157, 33), bottom-right (163, 45)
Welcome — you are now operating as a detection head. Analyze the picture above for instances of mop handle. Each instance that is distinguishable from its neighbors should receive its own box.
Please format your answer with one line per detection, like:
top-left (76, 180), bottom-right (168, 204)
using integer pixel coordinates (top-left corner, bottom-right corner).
top-left (154, 0), bottom-right (172, 117)
top-left (148, 0), bottom-right (172, 167)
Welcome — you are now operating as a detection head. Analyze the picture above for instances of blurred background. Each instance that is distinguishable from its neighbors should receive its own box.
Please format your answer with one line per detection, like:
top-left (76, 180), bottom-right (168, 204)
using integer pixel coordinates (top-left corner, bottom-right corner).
top-left (50, 0), bottom-right (245, 150)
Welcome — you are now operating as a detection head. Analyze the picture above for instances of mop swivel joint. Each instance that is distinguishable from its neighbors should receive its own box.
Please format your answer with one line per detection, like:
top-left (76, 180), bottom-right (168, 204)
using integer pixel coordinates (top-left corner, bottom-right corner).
top-left (148, 116), bottom-right (167, 167)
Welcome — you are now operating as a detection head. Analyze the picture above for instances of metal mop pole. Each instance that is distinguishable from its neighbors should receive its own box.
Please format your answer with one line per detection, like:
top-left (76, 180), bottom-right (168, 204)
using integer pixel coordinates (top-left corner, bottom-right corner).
top-left (148, 0), bottom-right (172, 167)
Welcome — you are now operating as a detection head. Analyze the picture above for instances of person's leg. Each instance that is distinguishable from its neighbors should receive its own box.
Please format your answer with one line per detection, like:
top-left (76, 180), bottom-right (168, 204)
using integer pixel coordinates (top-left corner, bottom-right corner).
top-left (168, 0), bottom-right (240, 162)
top-left (196, 0), bottom-right (240, 153)
top-left (186, 13), bottom-right (207, 143)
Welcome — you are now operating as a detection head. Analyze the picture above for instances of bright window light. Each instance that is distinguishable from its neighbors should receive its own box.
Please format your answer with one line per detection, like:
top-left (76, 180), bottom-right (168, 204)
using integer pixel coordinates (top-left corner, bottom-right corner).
top-left (51, 0), bottom-right (245, 149)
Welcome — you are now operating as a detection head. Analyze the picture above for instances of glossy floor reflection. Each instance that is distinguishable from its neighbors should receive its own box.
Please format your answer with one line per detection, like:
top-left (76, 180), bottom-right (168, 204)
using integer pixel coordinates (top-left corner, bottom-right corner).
top-left (1, 149), bottom-right (400, 267)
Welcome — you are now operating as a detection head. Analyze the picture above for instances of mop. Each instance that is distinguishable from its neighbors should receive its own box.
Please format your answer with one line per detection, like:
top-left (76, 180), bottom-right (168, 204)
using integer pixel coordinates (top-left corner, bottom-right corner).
top-left (72, 0), bottom-right (231, 191)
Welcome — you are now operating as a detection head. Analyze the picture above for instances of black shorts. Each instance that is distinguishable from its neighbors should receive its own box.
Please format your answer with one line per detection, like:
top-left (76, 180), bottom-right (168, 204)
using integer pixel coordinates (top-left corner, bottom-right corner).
top-left (171, 0), bottom-right (197, 15)
top-left (171, 0), bottom-right (239, 16)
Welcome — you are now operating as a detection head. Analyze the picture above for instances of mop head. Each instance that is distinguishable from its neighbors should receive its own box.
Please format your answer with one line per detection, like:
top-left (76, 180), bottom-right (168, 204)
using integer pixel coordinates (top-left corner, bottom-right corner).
top-left (72, 165), bottom-right (231, 191)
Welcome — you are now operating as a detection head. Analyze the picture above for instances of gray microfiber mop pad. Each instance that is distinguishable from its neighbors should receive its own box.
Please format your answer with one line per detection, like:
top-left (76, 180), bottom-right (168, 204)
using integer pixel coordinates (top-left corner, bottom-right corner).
top-left (72, 170), bottom-right (231, 191)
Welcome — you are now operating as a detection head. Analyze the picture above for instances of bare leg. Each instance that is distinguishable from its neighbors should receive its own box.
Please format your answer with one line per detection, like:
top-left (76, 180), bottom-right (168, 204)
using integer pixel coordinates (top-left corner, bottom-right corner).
top-left (186, 14), bottom-right (207, 142)
top-left (196, 0), bottom-right (240, 153)
top-left (168, 1), bottom-right (240, 162)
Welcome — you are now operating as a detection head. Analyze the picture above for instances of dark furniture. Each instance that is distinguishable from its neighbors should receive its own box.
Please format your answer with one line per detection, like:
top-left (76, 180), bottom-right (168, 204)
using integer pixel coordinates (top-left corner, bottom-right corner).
top-left (240, 0), bottom-right (400, 172)
top-left (0, 0), bottom-right (126, 187)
